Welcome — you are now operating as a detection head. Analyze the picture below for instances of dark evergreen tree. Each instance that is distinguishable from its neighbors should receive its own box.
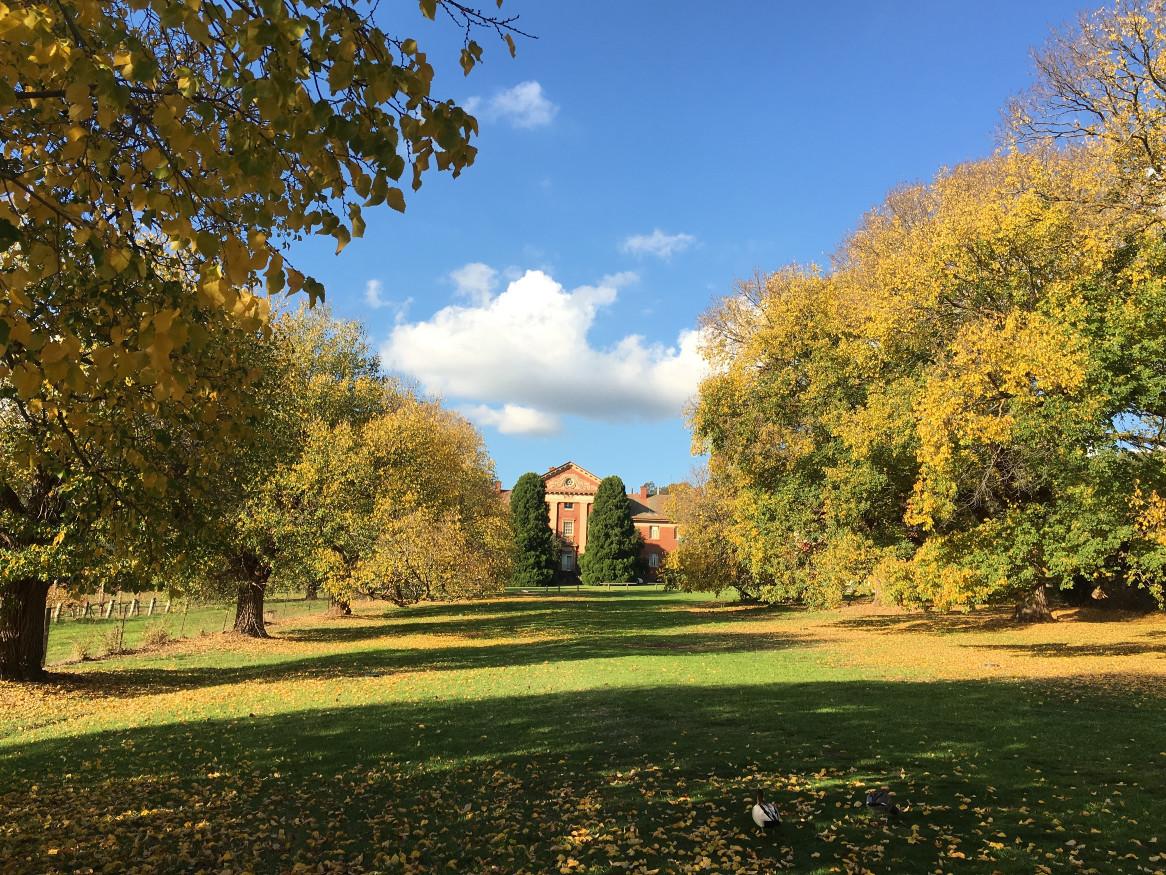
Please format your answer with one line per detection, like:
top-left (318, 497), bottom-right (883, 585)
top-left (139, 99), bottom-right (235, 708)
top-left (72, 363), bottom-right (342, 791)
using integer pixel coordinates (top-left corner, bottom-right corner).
top-left (580, 476), bottom-right (642, 583)
top-left (509, 473), bottom-right (556, 586)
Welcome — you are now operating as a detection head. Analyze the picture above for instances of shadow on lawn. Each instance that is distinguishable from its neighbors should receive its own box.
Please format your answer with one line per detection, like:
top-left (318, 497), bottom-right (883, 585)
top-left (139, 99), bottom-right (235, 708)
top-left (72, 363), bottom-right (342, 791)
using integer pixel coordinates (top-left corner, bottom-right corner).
top-left (3, 676), bottom-right (1162, 874)
top-left (829, 612), bottom-right (1020, 635)
top-left (287, 596), bottom-right (783, 644)
top-left (44, 598), bottom-right (810, 698)
top-left (966, 640), bottom-right (1166, 658)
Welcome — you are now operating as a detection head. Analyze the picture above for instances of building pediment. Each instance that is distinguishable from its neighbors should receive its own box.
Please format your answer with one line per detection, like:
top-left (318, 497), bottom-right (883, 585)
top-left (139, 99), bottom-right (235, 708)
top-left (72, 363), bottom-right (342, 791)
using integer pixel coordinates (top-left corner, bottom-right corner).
top-left (543, 461), bottom-right (602, 495)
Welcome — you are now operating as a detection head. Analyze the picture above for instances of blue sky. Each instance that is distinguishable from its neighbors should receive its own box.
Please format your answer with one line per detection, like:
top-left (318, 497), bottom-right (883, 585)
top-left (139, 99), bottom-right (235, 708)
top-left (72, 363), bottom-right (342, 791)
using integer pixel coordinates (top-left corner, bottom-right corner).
top-left (293, 0), bottom-right (1087, 489)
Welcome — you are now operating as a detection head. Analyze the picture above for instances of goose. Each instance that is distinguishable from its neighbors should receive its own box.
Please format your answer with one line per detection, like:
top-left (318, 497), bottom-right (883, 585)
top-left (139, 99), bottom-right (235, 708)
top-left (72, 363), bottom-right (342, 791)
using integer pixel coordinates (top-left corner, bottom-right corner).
top-left (865, 788), bottom-right (904, 818)
top-left (751, 789), bottom-right (782, 830)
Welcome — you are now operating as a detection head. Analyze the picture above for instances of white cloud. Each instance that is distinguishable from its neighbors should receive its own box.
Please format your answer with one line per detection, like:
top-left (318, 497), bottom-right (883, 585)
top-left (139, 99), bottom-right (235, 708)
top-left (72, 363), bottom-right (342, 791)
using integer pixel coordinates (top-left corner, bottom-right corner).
top-left (364, 279), bottom-right (388, 308)
top-left (363, 279), bottom-right (412, 322)
top-left (449, 262), bottom-right (499, 305)
top-left (621, 229), bottom-right (696, 259)
top-left (462, 403), bottom-right (561, 436)
top-left (381, 269), bottom-right (709, 431)
top-left (465, 81), bottom-right (558, 129)
top-left (600, 270), bottom-right (639, 289)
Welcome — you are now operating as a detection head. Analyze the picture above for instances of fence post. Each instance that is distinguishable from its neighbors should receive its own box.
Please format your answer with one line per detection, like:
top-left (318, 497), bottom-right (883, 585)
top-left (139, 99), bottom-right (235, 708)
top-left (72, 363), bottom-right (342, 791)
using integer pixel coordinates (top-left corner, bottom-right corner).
top-left (164, 600), bottom-right (172, 614)
top-left (42, 607), bottom-right (51, 669)
top-left (51, 603), bottom-right (62, 624)
top-left (147, 597), bottom-right (156, 617)
top-left (104, 600), bottom-right (115, 619)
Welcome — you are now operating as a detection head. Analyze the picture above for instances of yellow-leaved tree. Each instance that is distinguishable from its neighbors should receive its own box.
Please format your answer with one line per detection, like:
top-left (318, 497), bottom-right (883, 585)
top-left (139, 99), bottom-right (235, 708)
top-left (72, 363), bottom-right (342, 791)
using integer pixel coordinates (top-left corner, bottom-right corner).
top-left (692, 1), bottom-right (1166, 617)
top-left (292, 395), bottom-right (512, 608)
top-left (2, 0), bottom-right (526, 395)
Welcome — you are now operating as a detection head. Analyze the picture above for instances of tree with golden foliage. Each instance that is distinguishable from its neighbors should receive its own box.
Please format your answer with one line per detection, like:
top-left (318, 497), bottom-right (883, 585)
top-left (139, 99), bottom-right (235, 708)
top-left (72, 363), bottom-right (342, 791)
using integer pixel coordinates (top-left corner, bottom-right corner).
top-left (693, 1), bottom-right (1166, 618)
top-left (301, 396), bottom-right (512, 608)
top-left (1, 0), bottom-right (525, 392)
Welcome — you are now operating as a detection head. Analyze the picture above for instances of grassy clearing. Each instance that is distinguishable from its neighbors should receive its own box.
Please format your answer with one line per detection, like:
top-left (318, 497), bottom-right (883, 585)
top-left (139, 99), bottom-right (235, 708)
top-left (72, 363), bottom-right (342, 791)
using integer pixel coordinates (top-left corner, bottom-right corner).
top-left (42, 597), bottom-right (328, 664)
top-left (2, 590), bottom-right (1165, 874)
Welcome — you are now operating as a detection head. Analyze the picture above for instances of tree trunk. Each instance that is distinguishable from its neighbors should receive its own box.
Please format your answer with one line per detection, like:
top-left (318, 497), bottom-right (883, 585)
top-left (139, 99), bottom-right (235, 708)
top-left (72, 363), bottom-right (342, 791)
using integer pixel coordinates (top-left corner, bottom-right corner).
top-left (305, 580), bottom-right (319, 601)
top-left (329, 595), bottom-right (352, 616)
top-left (234, 580), bottom-right (269, 637)
top-left (1015, 583), bottom-right (1055, 623)
top-left (0, 579), bottom-right (51, 681)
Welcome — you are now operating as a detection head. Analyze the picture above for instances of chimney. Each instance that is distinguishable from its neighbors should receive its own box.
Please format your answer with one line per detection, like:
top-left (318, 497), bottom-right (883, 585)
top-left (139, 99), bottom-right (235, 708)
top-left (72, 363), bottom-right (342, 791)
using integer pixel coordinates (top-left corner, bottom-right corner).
top-left (493, 480), bottom-right (502, 492)
top-left (639, 483), bottom-right (650, 499)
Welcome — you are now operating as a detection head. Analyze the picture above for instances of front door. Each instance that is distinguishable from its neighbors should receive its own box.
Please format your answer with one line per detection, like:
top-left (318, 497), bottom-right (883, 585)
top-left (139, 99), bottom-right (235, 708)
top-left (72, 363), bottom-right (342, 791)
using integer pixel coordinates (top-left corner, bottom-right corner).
top-left (561, 550), bottom-right (575, 572)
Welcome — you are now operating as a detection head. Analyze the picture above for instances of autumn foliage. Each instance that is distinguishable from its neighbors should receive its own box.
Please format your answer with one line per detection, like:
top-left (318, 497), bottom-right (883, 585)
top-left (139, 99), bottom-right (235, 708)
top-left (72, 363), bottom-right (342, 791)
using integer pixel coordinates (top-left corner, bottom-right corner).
top-left (686, 2), bottom-right (1166, 615)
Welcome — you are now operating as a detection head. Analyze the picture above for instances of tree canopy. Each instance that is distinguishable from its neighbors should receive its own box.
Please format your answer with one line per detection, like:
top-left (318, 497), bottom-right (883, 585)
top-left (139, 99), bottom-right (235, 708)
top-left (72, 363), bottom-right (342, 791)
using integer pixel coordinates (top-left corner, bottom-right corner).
top-left (691, 4), bottom-right (1166, 616)
top-left (1, 0), bottom-right (523, 438)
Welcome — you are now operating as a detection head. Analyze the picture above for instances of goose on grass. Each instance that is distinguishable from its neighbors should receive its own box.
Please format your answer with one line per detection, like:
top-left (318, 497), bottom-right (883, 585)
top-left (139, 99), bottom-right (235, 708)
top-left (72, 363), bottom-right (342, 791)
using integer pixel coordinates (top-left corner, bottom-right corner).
top-left (751, 789), bottom-right (782, 830)
top-left (865, 788), bottom-right (904, 818)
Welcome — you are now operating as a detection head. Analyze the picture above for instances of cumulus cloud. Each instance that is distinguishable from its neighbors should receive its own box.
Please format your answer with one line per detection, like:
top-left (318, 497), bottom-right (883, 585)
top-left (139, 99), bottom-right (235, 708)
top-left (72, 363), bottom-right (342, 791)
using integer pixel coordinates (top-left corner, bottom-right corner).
top-left (462, 403), bottom-right (561, 436)
top-left (465, 81), bottom-right (558, 129)
top-left (449, 262), bottom-right (499, 305)
top-left (621, 229), bottom-right (696, 259)
top-left (381, 270), bottom-right (708, 432)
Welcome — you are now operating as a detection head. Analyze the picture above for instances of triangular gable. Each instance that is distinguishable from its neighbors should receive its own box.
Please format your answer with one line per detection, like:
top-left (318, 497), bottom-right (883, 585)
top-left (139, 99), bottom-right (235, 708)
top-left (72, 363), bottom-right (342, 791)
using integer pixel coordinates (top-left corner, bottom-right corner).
top-left (543, 461), bottom-right (602, 494)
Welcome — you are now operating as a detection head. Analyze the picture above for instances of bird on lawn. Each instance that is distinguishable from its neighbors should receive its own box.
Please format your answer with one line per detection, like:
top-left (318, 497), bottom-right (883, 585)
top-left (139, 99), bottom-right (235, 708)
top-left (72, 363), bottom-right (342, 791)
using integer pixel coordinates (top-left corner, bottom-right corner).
top-left (865, 788), bottom-right (904, 819)
top-left (751, 789), bottom-right (782, 830)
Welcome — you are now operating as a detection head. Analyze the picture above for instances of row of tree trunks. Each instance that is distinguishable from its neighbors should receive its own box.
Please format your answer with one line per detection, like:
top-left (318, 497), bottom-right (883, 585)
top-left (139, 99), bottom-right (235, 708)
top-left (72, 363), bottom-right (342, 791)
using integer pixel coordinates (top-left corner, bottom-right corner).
top-left (0, 579), bottom-right (50, 681)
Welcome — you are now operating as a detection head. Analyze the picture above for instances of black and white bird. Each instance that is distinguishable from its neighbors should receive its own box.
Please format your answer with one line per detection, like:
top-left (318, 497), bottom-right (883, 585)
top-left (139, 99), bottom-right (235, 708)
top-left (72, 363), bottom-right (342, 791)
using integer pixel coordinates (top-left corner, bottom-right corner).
top-left (751, 789), bottom-right (782, 829)
top-left (864, 788), bottom-right (904, 818)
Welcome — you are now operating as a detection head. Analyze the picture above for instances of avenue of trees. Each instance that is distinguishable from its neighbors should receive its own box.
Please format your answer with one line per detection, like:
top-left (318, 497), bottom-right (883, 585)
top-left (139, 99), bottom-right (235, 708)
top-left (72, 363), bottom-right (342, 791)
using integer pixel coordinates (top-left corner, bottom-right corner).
top-left (671, 1), bottom-right (1166, 619)
top-left (0, 1), bottom-right (524, 680)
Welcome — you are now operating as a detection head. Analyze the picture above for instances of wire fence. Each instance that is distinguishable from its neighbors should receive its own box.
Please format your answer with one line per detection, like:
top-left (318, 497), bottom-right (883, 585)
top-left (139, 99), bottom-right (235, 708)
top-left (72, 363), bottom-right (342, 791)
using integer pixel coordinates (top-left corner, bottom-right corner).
top-left (42, 595), bottom-right (328, 666)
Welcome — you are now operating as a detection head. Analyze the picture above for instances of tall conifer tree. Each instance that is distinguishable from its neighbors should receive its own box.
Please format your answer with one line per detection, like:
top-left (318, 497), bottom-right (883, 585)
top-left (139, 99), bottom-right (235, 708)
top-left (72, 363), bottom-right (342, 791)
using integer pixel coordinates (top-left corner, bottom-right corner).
top-left (580, 476), bottom-right (642, 583)
top-left (510, 473), bottom-right (555, 586)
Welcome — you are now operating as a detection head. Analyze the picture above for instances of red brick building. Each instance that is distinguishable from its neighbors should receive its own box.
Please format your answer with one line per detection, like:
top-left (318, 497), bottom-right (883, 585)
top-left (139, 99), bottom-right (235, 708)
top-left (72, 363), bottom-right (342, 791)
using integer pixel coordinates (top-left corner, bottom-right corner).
top-left (504, 462), bottom-right (678, 580)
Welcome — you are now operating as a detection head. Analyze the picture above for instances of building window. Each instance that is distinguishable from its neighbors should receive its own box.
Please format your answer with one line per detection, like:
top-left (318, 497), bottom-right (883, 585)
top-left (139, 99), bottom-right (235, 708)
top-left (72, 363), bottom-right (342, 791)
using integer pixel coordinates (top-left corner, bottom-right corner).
top-left (564, 477), bottom-right (575, 487)
top-left (564, 502), bottom-right (573, 509)
top-left (648, 553), bottom-right (660, 568)
top-left (563, 520), bottom-right (574, 538)
top-left (650, 525), bottom-right (660, 539)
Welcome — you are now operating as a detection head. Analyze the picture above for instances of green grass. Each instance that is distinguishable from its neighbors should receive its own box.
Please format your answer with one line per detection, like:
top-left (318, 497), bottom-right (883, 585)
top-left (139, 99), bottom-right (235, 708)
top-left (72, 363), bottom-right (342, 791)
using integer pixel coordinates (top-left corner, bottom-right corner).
top-left (3, 590), bottom-right (1165, 874)
top-left (43, 596), bottom-right (328, 664)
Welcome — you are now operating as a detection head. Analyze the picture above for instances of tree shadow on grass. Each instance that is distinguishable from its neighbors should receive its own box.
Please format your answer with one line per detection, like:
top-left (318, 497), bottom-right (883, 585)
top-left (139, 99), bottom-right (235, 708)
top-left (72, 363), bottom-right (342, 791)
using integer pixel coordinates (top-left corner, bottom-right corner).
top-left (965, 640), bottom-right (1166, 658)
top-left (43, 627), bottom-right (820, 700)
top-left (2, 677), bottom-right (1163, 874)
top-left (829, 612), bottom-right (1020, 635)
top-left (287, 596), bottom-right (781, 645)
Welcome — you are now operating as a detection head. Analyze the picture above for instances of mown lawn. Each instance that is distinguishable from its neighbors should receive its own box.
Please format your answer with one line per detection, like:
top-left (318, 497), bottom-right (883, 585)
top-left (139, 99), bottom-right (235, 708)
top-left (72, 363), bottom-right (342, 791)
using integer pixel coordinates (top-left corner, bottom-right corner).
top-left (2, 589), bottom-right (1165, 874)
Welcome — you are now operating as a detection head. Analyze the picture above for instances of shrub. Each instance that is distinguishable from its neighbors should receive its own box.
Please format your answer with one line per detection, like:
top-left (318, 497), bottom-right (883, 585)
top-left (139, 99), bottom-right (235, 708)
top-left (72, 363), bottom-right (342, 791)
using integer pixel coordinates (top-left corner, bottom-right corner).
top-left (70, 637), bottom-right (95, 662)
top-left (101, 626), bottom-right (126, 656)
top-left (142, 623), bottom-right (172, 649)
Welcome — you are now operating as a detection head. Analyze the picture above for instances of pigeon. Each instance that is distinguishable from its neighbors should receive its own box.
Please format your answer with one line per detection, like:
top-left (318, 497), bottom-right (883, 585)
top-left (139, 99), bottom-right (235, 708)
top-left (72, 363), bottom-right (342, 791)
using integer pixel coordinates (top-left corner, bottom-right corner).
top-left (865, 788), bottom-right (904, 818)
top-left (751, 789), bottom-right (782, 829)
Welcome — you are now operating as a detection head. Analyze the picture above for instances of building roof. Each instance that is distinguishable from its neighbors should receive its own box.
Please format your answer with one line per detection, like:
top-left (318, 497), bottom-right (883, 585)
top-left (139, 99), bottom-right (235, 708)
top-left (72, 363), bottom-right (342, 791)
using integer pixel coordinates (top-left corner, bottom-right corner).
top-left (628, 493), bottom-right (673, 523)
